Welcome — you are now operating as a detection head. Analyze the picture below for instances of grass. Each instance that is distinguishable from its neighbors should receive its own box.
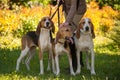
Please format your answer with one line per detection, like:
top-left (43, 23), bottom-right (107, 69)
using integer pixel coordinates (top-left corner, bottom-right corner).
top-left (0, 43), bottom-right (120, 80)
top-left (0, 49), bottom-right (120, 80)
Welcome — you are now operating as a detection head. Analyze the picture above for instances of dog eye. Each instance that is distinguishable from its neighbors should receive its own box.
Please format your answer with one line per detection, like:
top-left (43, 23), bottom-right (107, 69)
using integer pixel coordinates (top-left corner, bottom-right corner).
top-left (48, 18), bottom-right (51, 21)
top-left (43, 19), bottom-right (46, 21)
top-left (66, 29), bottom-right (69, 32)
top-left (88, 21), bottom-right (91, 24)
top-left (82, 21), bottom-right (85, 24)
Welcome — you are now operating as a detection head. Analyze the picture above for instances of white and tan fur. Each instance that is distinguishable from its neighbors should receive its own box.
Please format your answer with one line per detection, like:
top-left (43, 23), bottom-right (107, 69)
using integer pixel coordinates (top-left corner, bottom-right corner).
top-left (74, 18), bottom-right (96, 75)
top-left (36, 17), bottom-right (55, 75)
top-left (53, 25), bottom-right (75, 76)
top-left (16, 17), bottom-right (55, 74)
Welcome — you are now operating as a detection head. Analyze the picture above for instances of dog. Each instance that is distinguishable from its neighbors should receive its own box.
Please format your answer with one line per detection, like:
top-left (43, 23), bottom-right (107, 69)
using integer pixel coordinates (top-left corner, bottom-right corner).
top-left (74, 18), bottom-right (96, 75)
top-left (16, 17), bottom-right (55, 74)
top-left (36, 17), bottom-right (55, 74)
top-left (53, 24), bottom-right (75, 76)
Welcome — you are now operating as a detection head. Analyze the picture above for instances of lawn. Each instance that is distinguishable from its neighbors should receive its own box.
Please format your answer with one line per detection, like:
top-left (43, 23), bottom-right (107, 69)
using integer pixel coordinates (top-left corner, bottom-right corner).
top-left (0, 36), bottom-right (120, 80)
top-left (0, 46), bottom-right (120, 80)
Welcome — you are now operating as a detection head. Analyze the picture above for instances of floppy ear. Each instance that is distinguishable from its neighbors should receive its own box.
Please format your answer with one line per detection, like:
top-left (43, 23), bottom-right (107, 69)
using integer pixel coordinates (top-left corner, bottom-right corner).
top-left (36, 21), bottom-right (41, 36)
top-left (51, 20), bottom-right (55, 34)
top-left (55, 31), bottom-right (61, 43)
top-left (76, 23), bottom-right (81, 39)
top-left (91, 22), bottom-right (95, 39)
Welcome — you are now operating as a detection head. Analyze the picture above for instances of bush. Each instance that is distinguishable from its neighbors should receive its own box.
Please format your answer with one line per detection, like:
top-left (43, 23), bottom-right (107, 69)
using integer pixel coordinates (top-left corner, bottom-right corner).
top-left (84, 1), bottom-right (119, 36)
top-left (86, 0), bottom-right (120, 10)
top-left (0, 1), bottom-right (119, 49)
top-left (0, 34), bottom-right (20, 49)
top-left (14, 16), bottom-right (39, 37)
top-left (107, 20), bottom-right (120, 49)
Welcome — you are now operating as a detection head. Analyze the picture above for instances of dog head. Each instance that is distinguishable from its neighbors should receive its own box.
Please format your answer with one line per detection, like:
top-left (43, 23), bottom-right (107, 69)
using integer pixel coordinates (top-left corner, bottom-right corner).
top-left (76, 18), bottom-right (95, 39)
top-left (36, 17), bottom-right (55, 35)
top-left (55, 24), bottom-right (73, 43)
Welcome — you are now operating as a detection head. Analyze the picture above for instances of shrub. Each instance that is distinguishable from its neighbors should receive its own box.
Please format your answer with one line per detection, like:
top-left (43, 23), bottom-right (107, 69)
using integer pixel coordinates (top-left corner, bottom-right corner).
top-left (107, 20), bottom-right (120, 49)
top-left (0, 1), bottom-right (119, 49)
top-left (0, 34), bottom-right (20, 49)
top-left (84, 1), bottom-right (119, 36)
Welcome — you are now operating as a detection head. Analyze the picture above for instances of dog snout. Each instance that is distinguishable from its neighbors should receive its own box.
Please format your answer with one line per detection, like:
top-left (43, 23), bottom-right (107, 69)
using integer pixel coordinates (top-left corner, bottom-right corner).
top-left (85, 26), bottom-right (89, 31)
top-left (46, 22), bottom-right (50, 27)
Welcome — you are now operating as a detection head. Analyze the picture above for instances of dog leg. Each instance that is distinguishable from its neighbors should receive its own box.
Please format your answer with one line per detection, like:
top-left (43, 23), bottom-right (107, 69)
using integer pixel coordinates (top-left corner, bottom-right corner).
top-left (50, 49), bottom-right (56, 74)
top-left (67, 53), bottom-right (75, 76)
top-left (86, 52), bottom-right (90, 70)
top-left (91, 49), bottom-right (96, 75)
top-left (47, 52), bottom-right (51, 71)
top-left (16, 47), bottom-right (29, 71)
top-left (39, 49), bottom-right (44, 75)
top-left (52, 54), bottom-right (56, 74)
top-left (55, 55), bottom-right (60, 75)
top-left (76, 50), bottom-right (81, 74)
top-left (25, 47), bottom-right (36, 70)
top-left (39, 59), bottom-right (44, 75)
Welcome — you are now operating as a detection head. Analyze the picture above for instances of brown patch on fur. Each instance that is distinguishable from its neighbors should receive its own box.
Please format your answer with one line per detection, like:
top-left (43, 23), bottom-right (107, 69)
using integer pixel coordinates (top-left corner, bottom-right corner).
top-left (36, 17), bottom-right (55, 35)
top-left (76, 21), bottom-right (84, 39)
top-left (88, 18), bottom-right (95, 39)
top-left (21, 35), bottom-right (36, 50)
top-left (38, 40), bottom-right (43, 60)
top-left (55, 31), bottom-right (61, 43)
top-left (36, 21), bottom-right (41, 36)
top-left (91, 22), bottom-right (95, 39)
top-left (55, 25), bottom-right (72, 44)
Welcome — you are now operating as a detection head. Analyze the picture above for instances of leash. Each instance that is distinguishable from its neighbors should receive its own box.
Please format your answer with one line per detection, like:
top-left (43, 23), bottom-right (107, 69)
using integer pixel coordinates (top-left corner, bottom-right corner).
top-left (50, 0), bottom-right (63, 26)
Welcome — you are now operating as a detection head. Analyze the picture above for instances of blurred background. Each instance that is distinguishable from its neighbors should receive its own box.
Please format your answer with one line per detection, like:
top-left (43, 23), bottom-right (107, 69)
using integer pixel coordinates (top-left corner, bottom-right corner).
top-left (0, 0), bottom-right (120, 52)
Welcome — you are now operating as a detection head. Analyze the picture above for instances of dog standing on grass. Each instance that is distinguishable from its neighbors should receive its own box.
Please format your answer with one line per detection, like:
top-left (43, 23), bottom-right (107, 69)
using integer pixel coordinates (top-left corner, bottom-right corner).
top-left (74, 18), bottom-right (96, 75)
top-left (16, 17), bottom-right (55, 74)
top-left (53, 24), bottom-right (75, 76)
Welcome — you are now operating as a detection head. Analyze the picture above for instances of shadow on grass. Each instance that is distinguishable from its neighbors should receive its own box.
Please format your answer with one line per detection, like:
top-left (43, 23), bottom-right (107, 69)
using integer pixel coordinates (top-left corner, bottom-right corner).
top-left (0, 48), bottom-right (120, 80)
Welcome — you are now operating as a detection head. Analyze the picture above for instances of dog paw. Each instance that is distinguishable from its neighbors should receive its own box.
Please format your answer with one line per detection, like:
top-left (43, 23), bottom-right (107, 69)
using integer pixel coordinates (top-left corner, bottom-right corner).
top-left (75, 70), bottom-right (81, 75)
top-left (55, 71), bottom-right (60, 76)
top-left (39, 72), bottom-right (44, 75)
top-left (91, 71), bottom-right (96, 75)
top-left (16, 69), bottom-right (19, 72)
top-left (53, 70), bottom-right (56, 74)
top-left (47, 67), bottom-right (51, 71)
top-left (16, 68), bottom-right (19, 71)
top-left (87, 66), bottom-right (91, 70)
top-left (71, 72), bottom-right (75, 76)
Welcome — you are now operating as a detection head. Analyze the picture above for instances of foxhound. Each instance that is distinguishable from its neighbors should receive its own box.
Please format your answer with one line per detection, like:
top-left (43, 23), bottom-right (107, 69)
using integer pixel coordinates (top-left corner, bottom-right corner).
top-left (53, 24), bottom-right (75, 76)
top-left (74, 18), bottom-right (96, 75)
top-left (16, 17), bottom-right (55, 74)
top-left (36, 17), bottom-right (55, 74)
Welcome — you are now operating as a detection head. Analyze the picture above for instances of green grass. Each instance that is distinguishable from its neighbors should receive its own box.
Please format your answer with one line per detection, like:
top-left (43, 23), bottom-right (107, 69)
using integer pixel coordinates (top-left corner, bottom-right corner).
top-left (0, 37), bottom-right (120, 80)
top-left (0, 47), bottom-right (120, 80)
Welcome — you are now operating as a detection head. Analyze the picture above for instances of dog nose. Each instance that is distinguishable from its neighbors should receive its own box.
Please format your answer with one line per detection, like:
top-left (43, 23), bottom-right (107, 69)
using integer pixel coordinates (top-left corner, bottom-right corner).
top-left (46, 22), bottom-right (49, 26)
top-left (85, 26), bottom-right (89, 31)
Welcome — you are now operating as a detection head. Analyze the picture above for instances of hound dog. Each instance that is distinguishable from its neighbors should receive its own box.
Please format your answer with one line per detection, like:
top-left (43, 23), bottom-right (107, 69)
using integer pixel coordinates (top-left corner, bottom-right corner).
top-left (74, 18), bottom-right (96, 75)
top-left (36, 17), bottom-right (55, 74)
top-left (53, 24), bottom-right (75, 76)
top-left (16, 17), bottom-right (55, 74)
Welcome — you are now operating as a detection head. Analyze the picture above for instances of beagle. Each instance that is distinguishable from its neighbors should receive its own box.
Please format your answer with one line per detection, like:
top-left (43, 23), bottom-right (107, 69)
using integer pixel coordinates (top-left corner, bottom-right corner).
top-left (53, 24), bottom-right (75, 76)
top-left (16, 17), bottom-right (55, 74)
top-left (74, 18), bottom-right (96, 75)
top-left (36, 17), bottom-right (55, 75)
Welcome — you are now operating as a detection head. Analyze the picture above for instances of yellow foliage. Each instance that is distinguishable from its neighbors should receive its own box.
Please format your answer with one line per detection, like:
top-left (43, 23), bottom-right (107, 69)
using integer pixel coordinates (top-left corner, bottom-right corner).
top-left (0, 1), bottom-right (119, 36)
top-left (84, 1), bottom-right (119, 35)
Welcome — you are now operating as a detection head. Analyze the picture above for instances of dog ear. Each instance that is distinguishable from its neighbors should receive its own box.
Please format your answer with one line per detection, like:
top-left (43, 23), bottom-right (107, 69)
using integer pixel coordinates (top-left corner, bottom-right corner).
top-left (76, 24), bottom-right (81, 39)
top-left (91, 22), bottom-right (95, 39)
top-left (36, 21), bottom-right (41, 36)
top-left (55, 31), bottom-right (61, 43)
top-left (51, 20), bottom-right (55, 34)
